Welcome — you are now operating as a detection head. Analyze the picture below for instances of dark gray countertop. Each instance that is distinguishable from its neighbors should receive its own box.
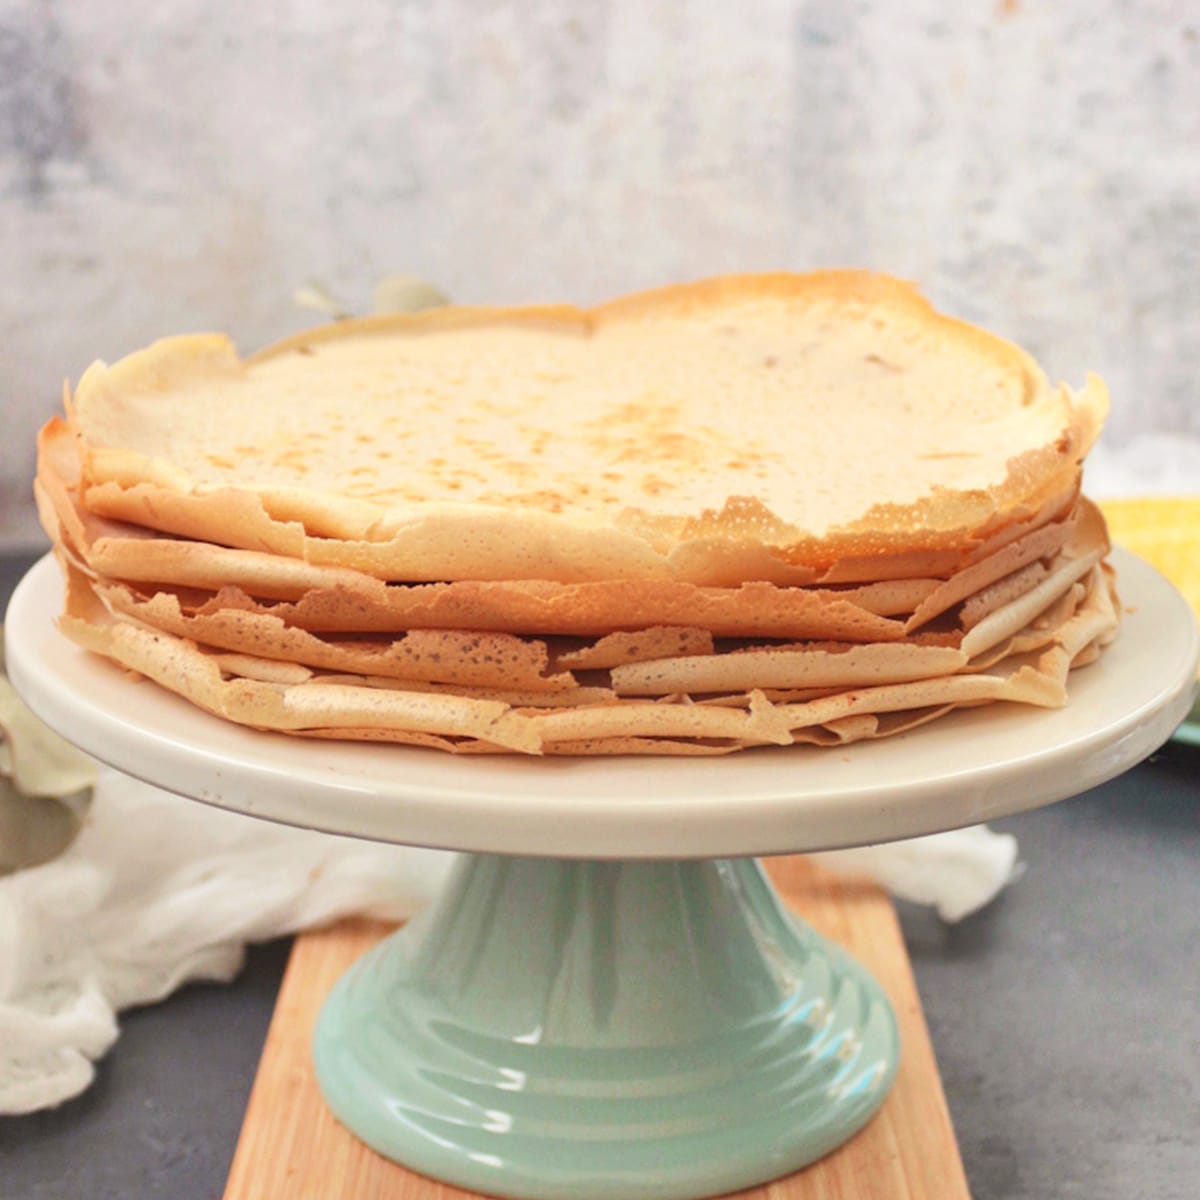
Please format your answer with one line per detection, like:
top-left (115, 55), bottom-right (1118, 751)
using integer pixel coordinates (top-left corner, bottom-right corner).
top-left (1, 550), bottom-right (1197, 1200)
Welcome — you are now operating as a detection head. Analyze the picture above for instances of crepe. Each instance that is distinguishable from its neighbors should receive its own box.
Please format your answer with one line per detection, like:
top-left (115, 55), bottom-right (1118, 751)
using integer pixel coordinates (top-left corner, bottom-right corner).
top-left (46, 426), bottom-right (1111, 696)
top-left (54, 553), bottom-right (1118, 755)
top-left (36, 418), bottom-right (1084, 640)
top-left (40, 270), bottom-right (1120, 757)
top-left (66, 272), bottom-right (1106, 586)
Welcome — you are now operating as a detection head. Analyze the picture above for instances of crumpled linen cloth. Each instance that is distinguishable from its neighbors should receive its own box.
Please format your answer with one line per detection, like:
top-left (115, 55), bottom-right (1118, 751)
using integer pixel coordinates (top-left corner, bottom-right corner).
top-left (0, 770), bottom-right (454, 1115)
top-left (0, 765), bottom-right (1016, 1115)
top-left (811, 830), bottom-right (1018, 923)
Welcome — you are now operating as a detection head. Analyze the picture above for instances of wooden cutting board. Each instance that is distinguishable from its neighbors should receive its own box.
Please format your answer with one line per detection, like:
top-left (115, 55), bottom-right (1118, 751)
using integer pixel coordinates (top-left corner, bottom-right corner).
top-left (223, 857), bottom-right (970, 1200)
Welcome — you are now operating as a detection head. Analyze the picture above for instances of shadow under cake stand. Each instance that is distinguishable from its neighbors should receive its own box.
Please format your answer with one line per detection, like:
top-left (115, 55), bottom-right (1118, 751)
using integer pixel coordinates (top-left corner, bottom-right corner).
top-left (6, 549), bottom-right (1197, 1200)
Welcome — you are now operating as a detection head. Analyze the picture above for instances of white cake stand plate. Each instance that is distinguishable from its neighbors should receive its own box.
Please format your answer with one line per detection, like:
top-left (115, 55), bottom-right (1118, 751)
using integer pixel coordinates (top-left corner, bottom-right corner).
top-left (6, 550), bottom-right (1197, 1200)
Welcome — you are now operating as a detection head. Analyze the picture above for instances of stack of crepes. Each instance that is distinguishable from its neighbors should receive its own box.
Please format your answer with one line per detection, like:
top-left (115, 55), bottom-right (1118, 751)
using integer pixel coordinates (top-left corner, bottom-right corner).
top-left (35, 272), bottom-right (1120, 756)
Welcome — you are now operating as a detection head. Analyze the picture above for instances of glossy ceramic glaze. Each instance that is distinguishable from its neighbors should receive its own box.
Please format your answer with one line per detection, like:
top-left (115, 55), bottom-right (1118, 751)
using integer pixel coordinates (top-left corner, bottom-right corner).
top-left (314, 854), bottom-right (897, 1199)
top-left (5, 549), bottom-right (1196, 859)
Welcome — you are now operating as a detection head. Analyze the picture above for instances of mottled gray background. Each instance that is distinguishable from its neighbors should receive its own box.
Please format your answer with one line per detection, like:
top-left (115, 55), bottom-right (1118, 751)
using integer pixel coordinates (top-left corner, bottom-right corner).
top-left (1, 0), bottom-right (1197, 547)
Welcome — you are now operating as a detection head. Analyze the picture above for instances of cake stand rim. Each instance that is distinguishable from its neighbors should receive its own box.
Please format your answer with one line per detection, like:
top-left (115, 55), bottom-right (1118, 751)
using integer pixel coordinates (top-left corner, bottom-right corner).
top-left (5, 548), bottom-right (1195, 859)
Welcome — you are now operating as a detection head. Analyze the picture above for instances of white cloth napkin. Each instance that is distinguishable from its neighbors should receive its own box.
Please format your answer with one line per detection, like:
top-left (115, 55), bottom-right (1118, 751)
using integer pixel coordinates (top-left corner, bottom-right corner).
top-left (812, 830), bottom-right (1018, 923)
top-left (0, 769), bottom-right (455, 1114)
top-left (0, 762), bottom-right (1018, 1115)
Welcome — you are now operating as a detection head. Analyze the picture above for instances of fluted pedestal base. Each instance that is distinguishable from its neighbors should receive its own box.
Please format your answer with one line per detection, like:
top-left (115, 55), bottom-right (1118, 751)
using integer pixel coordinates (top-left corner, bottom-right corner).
top-left (314, 855), bottom-right (898, 1200)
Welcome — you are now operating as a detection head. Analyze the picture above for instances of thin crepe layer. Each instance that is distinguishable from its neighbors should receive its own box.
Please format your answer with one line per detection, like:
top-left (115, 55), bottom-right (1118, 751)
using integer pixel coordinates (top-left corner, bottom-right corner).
top-left (32, 421), bottom-right (920, 640)
top-left (67, 271), bottom-right (1107, 585)
top-left (64, 505), bottom-right (1106, 704)
top-left (55, 553), bottom-right (1119, 756)
top-left (37, 420), bottom-right (1092, 642)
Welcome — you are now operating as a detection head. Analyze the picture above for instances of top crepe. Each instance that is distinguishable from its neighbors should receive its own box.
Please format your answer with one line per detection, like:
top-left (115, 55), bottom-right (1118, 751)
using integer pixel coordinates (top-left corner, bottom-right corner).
top-left (69, 271), bottom-right (1107, 586)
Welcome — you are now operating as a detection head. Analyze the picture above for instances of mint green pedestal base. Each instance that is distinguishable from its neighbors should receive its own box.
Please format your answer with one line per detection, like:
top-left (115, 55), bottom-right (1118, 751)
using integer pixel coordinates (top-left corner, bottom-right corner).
top-left (313, 856), bottom-right (899, 1200)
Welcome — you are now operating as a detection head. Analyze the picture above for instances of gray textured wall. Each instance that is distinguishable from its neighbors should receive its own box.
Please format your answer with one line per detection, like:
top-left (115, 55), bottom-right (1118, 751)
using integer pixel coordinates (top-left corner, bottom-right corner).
top-left (1, 0), bottom-right (1197, 546)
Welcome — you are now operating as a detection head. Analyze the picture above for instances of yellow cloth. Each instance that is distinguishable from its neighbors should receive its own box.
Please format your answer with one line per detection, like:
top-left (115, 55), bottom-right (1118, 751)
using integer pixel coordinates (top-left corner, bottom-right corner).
top-left (1101, 497), bottom-right (1200, 728)
top-left (1100, 497), bottom-right (1200, 623)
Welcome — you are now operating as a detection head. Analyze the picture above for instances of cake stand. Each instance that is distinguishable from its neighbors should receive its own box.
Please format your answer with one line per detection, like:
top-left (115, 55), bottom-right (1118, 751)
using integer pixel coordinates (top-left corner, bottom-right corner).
top-left (6, 550), bottom-right (1197, 1200)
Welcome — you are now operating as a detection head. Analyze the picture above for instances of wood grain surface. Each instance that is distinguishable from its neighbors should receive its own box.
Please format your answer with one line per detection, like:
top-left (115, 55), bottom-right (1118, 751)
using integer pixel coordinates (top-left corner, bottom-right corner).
top-left (223, 857), bottom-right (969, 1200)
